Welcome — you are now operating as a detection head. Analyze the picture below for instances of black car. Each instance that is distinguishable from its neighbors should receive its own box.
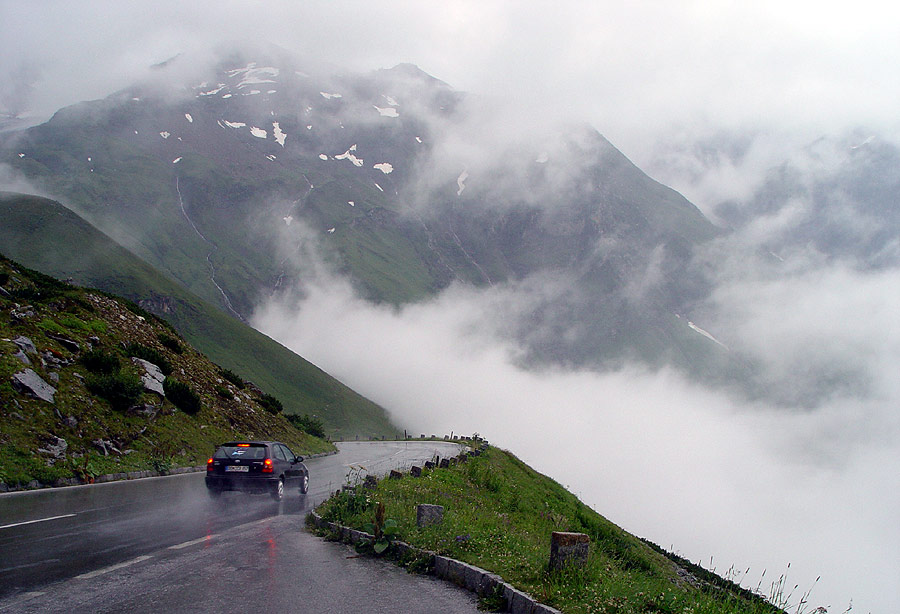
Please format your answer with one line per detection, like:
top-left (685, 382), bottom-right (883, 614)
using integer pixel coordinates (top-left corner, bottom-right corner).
top-left (205, 441), bottom-right (309, 501)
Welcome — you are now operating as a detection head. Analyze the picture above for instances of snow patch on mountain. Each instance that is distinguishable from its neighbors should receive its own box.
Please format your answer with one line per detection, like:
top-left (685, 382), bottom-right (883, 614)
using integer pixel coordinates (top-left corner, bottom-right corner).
top-left (686, 320), bottom-right (728, 350)
top-left (272, 122), bottom-right (286, 146)
top-left (318, 154), bottom-right (328, 160)
top-left (457, 170), bottom-right (469, 196)
top-left (850, 135), bottom-right (874, 150)
top-left (222, 94), bottom-right (233, 99)
top-left (172, 157), bottom-right (182, 164)
top-left (283, 216), bottom-right (293, 226)
top-left (320, 92), bottom-right (342, 100)
top-left (184, 113), bottom-right (193, 123)
top-left (266, 154), bottom-right (277, 161)
top-left (335, 144), bottom-right (363, 167)
top-left (250, 126), bottom-right (267, 139)
top-left (227, 63), bottom-right (279, 89)
top-left (373, 162), bottom-right (393, 174)
top-left (198, 84), bottom-right (225, 97)
top-left (374, 183), bottom-right (384, 192)
top-left (348, 201), bottom-right (355, 207)
top-left (415, 136), bottom-right (423, 144)
top-left (160, 131), bottom-right (170, 139)
top-left (219, 120), bottom-right (246, 129)
top-left (374, 105), bottom-right (399, 118)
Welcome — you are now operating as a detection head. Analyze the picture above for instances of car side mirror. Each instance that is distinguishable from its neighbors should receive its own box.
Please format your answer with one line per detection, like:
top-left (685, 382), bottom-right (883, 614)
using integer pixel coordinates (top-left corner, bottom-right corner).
top-left (295, 455), bottom-right (304, 463)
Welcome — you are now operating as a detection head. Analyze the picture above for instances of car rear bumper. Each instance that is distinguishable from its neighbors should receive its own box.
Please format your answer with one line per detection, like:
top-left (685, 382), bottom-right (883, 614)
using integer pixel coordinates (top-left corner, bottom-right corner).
top-left (205, 474), bottom-right (278, 494)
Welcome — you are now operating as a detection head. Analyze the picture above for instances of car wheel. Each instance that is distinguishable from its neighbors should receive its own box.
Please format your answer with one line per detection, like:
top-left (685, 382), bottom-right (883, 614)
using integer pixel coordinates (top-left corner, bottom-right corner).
top-left (300, 474), bottom-right (309, 494)
top-left (271, 478), bottom-right (284, 502)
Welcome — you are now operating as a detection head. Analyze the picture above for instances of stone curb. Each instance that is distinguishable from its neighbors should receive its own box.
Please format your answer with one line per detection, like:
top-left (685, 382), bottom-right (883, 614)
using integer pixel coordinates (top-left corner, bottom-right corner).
top-left (308, 510), bottom-right (561, 614)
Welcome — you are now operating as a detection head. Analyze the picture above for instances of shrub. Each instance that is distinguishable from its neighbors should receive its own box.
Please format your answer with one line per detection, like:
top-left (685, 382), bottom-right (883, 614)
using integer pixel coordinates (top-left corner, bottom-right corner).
top-left (37, 318), bottom-right (68, 336)
top-left (157, 332), bottom-right (183, 354)
top-left (287, 414), bottom-right (326, 438)
top-left (80, 348), bottom-right (121, 374)
top-left (258, 393), bottom-right (283, 415)
top-left (0, 272), bottom-right (9, 286)
top-left (214, 385), bottom-right (233, 399)
top-left (218, 368), bottom-right (245, 389)
top-left (86, 372), bottom-right (144, 411)
top-left (125, 342), bottom-right (172, 375)
top-left (164, 377), bottom-right (201, 415)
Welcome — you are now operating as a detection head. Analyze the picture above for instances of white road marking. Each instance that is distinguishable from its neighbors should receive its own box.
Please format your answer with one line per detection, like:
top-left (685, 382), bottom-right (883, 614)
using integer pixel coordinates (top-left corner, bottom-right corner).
top-left (168, 535), bottom-right (218, 550)
top-left (75, 555), bottom-right (153, 579)
top-left (0, 514), bottom-right (75, 530)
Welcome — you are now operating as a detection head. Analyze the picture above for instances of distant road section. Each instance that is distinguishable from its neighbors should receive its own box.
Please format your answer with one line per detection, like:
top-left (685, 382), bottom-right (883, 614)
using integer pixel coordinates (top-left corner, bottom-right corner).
top-left (0, 441), bottom-right (476, 613)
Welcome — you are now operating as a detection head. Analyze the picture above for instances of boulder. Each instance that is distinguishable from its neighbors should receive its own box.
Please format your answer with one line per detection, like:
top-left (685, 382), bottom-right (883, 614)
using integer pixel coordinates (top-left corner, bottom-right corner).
top-left (38, 436), bottom-right (67, 459)
top-left (131, 357), bottom-right (165, 395)
top-left (12, 336), bottom-right (37, 355)
top-left (11, 368), bottom-right (57, 403)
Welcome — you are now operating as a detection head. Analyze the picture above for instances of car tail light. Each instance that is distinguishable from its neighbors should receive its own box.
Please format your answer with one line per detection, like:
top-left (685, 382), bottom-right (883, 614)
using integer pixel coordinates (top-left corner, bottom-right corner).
top-left (237, 443), bottom-right (250, 447)
top-left (206, 458), bottom-right (214, 471)
top-left (262, 458), bottom-right (273, 473)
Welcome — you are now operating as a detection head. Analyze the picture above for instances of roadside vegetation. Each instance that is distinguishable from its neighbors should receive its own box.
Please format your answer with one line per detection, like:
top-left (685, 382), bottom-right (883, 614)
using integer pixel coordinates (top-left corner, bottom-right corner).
top-left (315, 446), bottom-right (789, 614)
top-left (0, 254), bottom-right (333, 490)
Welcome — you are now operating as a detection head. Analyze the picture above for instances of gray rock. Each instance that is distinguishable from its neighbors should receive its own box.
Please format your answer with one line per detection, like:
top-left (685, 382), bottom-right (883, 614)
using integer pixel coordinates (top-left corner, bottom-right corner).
top-left (12, 336), bottom-right (37, 355)
top-left (93, 439), bottom-right (121, 456)
top-left (48, 372), bottom-right (59, 384)
top-left (62, 415), bottom-right (78, 428)
top-left (46, 334), bottom-right (80, 353)
top-left (38, 436), bottom-right (67, 459)
top-left (131, 357), bottom-right (165, 395)
top-left (11, 369), bottom-right (57, 403)
top-left (13, 349), bottom-right (31, 365)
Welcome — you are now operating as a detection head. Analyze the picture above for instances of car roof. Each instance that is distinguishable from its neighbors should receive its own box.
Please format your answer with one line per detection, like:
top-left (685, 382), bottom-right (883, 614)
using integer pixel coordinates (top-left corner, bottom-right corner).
top-left (218, 441), bottom-right (284, 447)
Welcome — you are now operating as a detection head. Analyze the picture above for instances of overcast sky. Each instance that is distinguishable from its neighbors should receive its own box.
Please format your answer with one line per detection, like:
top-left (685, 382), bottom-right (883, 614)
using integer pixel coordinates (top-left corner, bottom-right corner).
top-left (3, 0), bottom-right (899, 166)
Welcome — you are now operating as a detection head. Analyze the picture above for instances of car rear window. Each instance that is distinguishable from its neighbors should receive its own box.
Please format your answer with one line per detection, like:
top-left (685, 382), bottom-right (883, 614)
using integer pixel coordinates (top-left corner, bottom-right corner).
top-left (214, 445), bottom-right (267, 460)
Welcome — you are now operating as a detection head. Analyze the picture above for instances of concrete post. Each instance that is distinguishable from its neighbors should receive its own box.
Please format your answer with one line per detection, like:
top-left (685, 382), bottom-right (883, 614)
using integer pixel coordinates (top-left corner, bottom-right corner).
top-left (416, 504), bottom-right (444, 527)
top-left (549, 532), bottom-right (590, 571)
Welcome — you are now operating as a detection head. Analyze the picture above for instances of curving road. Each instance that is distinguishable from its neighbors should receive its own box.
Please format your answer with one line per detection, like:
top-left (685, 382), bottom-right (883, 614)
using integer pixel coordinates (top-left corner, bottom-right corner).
top-left (0, 441), bottom-right (478, 613)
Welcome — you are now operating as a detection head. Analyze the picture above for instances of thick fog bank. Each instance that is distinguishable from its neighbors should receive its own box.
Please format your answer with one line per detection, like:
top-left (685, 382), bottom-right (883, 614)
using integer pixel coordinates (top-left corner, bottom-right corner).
top-left (254, 258), bottom-right (898, 613)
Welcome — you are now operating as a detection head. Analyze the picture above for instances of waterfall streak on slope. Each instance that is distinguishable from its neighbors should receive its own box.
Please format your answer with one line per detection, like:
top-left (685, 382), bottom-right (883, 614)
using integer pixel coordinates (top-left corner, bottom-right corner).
top-left (175, 176), bottom-right (245, 321)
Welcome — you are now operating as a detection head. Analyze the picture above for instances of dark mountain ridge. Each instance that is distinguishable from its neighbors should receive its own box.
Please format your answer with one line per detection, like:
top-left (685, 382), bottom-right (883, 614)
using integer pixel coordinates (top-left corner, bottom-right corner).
top-left (2, 45), bottom-right (729, 377)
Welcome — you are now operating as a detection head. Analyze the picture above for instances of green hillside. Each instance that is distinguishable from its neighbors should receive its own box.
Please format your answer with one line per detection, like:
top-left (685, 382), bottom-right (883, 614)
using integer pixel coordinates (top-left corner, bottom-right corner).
top-left (317, 446), bottom-right (785, 614)
top-left (0, 253), bottom-right (333, 489)
top-left (0, 192), bottom-right (397, 438)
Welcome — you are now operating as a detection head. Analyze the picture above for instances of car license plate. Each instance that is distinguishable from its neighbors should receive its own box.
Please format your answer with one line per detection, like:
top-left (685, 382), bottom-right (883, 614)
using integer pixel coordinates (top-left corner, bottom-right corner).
top-left (225, 465), bottom-right (249, 472)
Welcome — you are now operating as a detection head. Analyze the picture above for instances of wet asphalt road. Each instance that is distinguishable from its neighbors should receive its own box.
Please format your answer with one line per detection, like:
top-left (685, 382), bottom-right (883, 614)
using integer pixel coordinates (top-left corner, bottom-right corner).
top-left (0, 441), bottom-right (478, 613)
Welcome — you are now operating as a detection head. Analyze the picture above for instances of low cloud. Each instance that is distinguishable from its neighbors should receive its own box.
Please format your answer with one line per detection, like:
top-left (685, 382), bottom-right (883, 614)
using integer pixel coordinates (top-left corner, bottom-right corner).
top-left (253, 242), bottom-right (898, 613)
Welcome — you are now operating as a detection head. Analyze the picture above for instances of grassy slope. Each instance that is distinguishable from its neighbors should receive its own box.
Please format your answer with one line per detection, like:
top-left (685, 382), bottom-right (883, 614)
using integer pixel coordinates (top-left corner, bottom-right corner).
top-left (0, 192), bottom-right (397, 437)
top-left (316, 447), bottom-right (783, 614)
top-left (0, 254), bottom-right (333, 488)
